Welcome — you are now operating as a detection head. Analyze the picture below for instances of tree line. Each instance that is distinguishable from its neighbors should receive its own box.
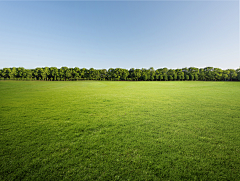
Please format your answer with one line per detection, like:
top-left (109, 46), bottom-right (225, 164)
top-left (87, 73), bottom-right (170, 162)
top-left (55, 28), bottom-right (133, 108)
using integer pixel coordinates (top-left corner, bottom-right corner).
top-left (0, 67), bottom-right (240, 81)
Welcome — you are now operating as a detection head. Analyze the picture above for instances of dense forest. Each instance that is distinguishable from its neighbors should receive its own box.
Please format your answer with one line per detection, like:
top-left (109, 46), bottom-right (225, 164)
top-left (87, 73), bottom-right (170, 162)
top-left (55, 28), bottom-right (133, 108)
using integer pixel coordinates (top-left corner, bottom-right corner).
top-left (0, 67), bottom-right (240, 81)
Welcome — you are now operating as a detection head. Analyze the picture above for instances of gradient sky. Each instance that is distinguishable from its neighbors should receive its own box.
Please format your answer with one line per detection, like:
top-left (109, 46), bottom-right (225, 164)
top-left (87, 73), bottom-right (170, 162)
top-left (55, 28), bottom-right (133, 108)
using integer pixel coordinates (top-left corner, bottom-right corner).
top-left (0, 1), bottom-right (239, 69)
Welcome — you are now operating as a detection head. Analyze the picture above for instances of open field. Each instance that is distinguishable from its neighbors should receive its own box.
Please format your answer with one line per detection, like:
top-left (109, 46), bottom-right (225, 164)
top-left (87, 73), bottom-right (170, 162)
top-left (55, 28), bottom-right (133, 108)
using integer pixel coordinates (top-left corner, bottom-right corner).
top-left (0, 81), bottom-right (240, 180)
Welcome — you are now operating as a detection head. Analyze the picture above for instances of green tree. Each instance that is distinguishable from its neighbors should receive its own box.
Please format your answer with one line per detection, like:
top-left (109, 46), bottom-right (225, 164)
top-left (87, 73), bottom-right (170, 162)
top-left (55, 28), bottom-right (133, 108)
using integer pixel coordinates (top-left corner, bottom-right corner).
top-left (167, 69), bottom-right (175, 76)
top-left (149, 67), bottom-right (155, 80)
top-left (142, 73), bottom-right (148, 81)
top-left (134, 69), bottom-right (142, 81)
top-left (2, 68), bottom-right (11, 78)
top-left (150, 75), bottom-right (154, 81)
top-left (59, 67), bottom-right (69, 80)
top-left (26, 69), bottom-right (33, 79)
top-left (222, 70), bottom-right (229, 81)
top-left (237, 74), bottom-right (240, 81)
top-left (79, 68), bottom-right (86, 79)
top-left (107, 68), bottom-right (115, 80)
top-left (222, 74), bottom-right (228, 81)
top-left (163, 74), bottom-right (168, 81)
top-left (10, 67), bottom-right (17, 79)
top-left (177, 71), bottom-right (184, 81)
top-left (188, 67), bottom-right (199, 74)
top-left (50, 67), bottom-right (59, 81)
top-left (204, 67), bottom-right (214, 81)
top-left (159, 75), bottom-right (163, 81)
top-left (88, 68), bottom-right (95, 80)
top-left (100, 69), bottom-right (107, 80)
top-left (42, 67), bottom-right (50, 81)
top-left (177, 75), bottom-right (181, 80)
top-left (175, 69), bottom-right (182, 74)
top-left (189, 74), bottom-right (194, 81)
top-left (162, 68), bottom-right (168, 74)
top-left (129, 68), bottom-right (135, 79)
top-left (37, 68), bottom-right (44, 80)
top-left (237, 68), bottom-right (240, 81)
top-left (228, 69), bottom-right (237, 81)
top-left (141, 69), bottom-right (150, 81)
top-left (0, 69), bottom-right (3, 78)
top-left (66, 69), bottom-right (72, 80)
top-left (195, 74), bottom-right (198, 81)
top-left (173, 73), bottom-right (177, 81)
top-left (213, 68), bottom-right (223, 81)
top-left (199, 70), bottom-right (206, 81)
top-left (182, 67), bottom-right (188, 74)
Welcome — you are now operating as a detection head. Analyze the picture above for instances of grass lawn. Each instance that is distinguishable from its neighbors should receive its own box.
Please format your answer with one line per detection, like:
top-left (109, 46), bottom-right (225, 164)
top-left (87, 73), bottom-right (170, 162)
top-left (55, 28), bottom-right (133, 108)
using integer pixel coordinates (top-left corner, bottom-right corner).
top-left (0, 81), bottom-right (240, 180)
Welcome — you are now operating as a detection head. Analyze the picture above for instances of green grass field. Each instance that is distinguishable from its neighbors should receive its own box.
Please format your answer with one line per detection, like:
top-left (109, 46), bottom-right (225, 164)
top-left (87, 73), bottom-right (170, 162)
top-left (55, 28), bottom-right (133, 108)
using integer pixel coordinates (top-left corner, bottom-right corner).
top-left (1, 81), bottom-right (240, 180)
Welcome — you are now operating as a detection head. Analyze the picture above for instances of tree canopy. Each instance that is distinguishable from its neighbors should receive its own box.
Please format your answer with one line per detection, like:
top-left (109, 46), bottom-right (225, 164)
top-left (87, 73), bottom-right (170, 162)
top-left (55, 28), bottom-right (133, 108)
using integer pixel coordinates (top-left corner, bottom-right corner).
top-left (0, 67), bottom-right (239, 81)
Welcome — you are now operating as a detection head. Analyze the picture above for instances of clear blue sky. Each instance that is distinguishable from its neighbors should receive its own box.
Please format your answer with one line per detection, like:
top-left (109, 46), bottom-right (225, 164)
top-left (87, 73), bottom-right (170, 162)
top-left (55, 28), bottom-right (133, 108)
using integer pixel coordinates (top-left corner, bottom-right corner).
top-left (0, 1), bottom-right (239, 69)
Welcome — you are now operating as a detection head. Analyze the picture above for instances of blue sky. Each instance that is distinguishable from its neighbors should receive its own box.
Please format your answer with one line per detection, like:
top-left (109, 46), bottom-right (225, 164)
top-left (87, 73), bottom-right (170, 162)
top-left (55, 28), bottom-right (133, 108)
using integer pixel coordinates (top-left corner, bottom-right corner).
top-left (0, 1), bottom-right (239, 69)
